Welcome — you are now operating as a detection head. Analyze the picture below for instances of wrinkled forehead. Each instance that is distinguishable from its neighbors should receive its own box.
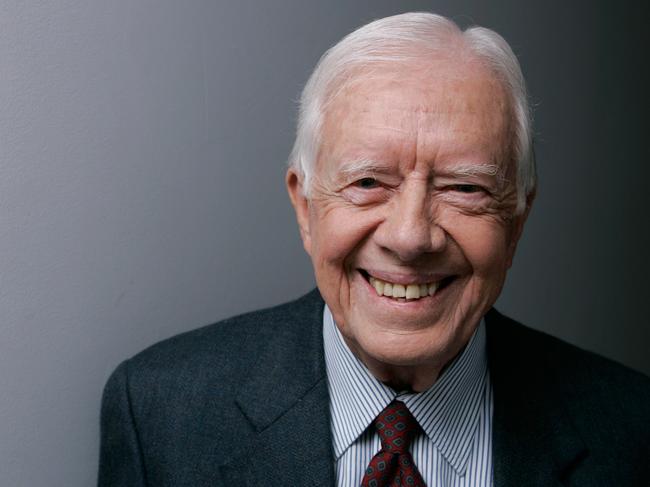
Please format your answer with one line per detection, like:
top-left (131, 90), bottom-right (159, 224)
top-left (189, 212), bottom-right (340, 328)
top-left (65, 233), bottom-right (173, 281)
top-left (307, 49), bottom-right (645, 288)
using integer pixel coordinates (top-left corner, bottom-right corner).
top-left (318, 58), bottom-right (514, 172)
top-left (323, 51), bottom-right (508, 112)
top-left (329, 70), bottom-right (508, 124)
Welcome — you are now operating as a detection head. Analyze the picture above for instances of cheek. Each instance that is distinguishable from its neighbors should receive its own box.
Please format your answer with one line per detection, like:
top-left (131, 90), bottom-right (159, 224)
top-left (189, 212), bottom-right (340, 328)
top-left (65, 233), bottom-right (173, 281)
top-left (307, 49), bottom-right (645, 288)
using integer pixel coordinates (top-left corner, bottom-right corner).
top-left (444, 213), bottom-right (512, 274)
top-left (310, 206), bottom-right (382, 264)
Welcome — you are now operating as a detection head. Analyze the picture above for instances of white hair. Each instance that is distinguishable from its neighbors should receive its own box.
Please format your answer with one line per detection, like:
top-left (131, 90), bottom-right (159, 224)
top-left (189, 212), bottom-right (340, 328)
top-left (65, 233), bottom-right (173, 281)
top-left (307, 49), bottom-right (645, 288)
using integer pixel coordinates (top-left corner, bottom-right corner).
top-left (288, 12), bottom-right (536, 214)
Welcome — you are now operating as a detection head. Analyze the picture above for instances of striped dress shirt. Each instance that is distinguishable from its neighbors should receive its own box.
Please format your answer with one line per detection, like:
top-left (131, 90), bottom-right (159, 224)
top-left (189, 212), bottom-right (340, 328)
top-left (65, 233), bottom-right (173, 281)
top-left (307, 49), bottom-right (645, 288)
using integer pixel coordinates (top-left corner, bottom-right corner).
top-left (323, 306), bottom-right (493, 486)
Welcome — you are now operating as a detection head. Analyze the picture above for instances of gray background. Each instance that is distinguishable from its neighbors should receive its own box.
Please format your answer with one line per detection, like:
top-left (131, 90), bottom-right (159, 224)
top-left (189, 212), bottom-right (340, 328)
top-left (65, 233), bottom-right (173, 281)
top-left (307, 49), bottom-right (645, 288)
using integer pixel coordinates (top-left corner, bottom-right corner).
top-left (1, 0), bottom-right (648, 485)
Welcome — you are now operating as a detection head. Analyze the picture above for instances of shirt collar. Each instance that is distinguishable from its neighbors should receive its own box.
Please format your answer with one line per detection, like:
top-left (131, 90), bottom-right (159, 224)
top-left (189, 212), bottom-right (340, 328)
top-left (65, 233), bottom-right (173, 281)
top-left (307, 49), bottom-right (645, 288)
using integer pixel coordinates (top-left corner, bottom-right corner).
top-left (323, 305), bottom-right (488, 475)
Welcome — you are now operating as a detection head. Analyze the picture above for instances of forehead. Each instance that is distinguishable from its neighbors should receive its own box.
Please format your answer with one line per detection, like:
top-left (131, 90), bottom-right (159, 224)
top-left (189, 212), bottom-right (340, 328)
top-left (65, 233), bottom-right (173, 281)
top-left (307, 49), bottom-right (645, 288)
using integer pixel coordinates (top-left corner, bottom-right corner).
top-left (318, 58), bottom-right (512, 171)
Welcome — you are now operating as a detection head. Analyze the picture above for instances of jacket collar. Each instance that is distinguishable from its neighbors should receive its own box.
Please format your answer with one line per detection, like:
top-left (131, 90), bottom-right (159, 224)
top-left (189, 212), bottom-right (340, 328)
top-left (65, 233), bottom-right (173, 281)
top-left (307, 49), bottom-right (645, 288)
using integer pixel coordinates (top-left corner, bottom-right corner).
top-left (219, 289), bottom-right (335, 486)
top-left (486, 308), bottom-right (587, 486)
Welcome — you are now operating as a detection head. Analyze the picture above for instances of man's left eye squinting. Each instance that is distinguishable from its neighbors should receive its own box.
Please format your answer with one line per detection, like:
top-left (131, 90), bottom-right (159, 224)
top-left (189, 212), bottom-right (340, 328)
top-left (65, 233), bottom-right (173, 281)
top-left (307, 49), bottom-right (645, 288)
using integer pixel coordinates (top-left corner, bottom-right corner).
top-left (450, 184), bottom-right (484, 194)
top-left (356, 177), bottom-right (379, 189)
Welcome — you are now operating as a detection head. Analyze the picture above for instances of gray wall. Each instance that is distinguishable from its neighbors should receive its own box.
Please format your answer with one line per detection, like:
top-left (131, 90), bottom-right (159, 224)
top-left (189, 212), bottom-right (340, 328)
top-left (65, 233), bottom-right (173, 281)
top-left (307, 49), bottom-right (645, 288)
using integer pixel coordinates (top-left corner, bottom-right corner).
top-left (1, 1), bottom-right (647, 485)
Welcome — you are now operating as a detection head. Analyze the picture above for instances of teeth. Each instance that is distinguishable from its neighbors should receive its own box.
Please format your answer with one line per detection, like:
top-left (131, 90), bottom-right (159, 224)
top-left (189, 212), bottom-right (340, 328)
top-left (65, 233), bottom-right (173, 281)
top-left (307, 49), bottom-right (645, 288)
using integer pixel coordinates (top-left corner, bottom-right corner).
top-left (367, 275), bottom-right (443, 300)
top-left (428, 283), bottom-right (438, 296)
top-left (383, 282), bottom-right (393, 297)
top-left (392, 284), bottom-right (406, 298)
top-left (405, 284), bottom-right (420, 299)
top-left (369, 277), bottom-right (384, 296)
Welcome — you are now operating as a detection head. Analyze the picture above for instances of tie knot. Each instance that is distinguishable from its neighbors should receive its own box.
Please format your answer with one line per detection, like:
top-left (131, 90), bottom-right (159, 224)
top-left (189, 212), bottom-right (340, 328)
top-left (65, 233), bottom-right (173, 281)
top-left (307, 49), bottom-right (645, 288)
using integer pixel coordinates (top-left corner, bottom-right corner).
top-left (374, 400), bottom-right (420, 454)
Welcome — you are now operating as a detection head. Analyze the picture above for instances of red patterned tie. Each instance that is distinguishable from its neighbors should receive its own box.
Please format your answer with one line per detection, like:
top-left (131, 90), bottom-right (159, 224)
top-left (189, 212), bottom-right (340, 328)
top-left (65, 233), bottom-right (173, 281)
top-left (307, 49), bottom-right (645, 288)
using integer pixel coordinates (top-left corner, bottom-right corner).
top-left (361, 400), bottom-right (426, 487)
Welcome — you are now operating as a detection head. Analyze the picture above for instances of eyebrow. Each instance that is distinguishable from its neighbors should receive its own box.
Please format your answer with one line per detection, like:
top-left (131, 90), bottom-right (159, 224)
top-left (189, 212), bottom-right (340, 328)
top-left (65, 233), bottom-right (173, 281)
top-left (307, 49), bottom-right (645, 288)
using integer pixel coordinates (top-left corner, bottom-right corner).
top-left (447, 163), bottom-right (500, 178)
top-left (337, 158), bottom-right (392, 179)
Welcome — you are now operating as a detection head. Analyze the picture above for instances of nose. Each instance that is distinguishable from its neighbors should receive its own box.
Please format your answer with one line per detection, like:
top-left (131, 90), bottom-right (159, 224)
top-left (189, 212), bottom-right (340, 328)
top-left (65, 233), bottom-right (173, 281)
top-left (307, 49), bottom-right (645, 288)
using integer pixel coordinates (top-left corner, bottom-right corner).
top-left (374, 179), bottom-right (446, 262)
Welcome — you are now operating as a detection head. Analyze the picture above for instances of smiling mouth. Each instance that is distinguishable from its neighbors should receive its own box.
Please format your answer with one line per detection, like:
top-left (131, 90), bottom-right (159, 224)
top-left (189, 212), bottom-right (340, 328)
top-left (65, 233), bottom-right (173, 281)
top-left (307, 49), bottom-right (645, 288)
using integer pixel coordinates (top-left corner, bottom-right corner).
top-left (359, 270), bottom-right (455, 301)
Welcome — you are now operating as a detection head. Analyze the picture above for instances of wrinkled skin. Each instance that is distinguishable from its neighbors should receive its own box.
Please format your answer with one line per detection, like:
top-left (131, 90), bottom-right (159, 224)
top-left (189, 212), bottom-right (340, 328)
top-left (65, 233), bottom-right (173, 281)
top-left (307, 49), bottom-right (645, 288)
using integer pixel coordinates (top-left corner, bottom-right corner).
top-left (287, 57), bottom-right (531, 391)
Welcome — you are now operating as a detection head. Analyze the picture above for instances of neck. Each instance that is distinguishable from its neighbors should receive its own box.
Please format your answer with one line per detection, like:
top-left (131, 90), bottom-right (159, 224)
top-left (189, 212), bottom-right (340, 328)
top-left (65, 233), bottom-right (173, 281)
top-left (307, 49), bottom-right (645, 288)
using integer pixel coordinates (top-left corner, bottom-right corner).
top-left (342, 337), bottom-right (450, 392)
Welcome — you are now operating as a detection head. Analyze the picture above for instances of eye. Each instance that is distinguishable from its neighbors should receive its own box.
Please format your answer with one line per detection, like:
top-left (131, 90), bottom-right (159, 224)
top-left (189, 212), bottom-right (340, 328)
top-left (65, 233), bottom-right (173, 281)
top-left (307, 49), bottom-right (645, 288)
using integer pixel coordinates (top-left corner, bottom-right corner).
top-left (355, 177), bottom-right (380, 189)
top-left (341, 176), bottom-right (391, 206)
top-left (450, 184), bottom-right (484, 194)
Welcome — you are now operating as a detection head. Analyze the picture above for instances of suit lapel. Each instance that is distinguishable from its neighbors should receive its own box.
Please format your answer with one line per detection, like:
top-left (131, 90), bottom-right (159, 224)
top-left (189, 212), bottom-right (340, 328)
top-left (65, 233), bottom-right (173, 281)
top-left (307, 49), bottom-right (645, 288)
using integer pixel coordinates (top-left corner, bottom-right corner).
top-left (219, 291), bottom-right (335, 486)
top-left (486, 309), bottom-right (587, 487)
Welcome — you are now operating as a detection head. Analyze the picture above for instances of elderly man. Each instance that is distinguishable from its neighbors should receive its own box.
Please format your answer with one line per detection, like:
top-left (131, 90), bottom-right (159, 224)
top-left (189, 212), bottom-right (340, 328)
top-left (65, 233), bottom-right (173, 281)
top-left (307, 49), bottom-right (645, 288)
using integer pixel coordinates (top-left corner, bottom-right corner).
top-left (99, 12), bottom-right (650, 486)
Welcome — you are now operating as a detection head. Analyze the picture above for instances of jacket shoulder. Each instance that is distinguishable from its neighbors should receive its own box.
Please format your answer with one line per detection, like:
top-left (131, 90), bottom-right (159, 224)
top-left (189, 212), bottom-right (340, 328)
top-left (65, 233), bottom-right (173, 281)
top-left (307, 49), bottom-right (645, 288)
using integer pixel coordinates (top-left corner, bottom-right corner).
top-left (117, 289), bottom-right (324, 386)
top-left (487, 308), bottom-right (650, 473)
top-left (487, 308), bottom-right (650, 395)
top-left (100, 290), bottom-right (326, 485)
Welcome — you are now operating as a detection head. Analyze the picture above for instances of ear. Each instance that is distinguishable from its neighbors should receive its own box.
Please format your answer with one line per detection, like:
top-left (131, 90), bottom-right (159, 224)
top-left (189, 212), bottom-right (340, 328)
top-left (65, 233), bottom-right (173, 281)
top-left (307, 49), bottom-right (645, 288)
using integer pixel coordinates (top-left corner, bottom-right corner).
top-left (286, 168), bottom-right (313, 256)
top-left (505, 191), bottom-right (535, 269)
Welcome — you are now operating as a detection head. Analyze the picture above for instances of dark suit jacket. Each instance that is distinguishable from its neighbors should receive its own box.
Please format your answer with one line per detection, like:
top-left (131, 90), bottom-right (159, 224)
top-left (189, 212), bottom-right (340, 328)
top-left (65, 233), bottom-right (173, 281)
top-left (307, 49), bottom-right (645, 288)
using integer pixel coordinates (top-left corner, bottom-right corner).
top-left (99, 289), bottom-right (650, 486)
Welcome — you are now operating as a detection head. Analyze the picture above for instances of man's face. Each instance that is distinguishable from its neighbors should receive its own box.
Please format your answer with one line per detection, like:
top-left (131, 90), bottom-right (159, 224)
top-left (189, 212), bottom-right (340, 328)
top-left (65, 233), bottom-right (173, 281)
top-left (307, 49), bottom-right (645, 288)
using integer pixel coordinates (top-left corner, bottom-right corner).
top-left (288, 58), bottom-right (528, 390)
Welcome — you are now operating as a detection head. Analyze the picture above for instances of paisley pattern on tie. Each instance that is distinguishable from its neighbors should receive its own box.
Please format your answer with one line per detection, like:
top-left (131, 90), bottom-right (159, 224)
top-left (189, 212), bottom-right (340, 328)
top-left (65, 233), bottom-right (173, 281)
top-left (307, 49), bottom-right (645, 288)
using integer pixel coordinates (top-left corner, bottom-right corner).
top-left (361, 400), bottom-right (426, 487)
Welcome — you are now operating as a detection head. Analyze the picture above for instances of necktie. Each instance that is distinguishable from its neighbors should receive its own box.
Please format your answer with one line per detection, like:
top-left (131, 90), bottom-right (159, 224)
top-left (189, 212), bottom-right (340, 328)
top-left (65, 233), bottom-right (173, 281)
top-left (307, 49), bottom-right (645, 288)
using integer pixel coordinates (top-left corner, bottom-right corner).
top-left (361, 400), bottom-right (426, 487)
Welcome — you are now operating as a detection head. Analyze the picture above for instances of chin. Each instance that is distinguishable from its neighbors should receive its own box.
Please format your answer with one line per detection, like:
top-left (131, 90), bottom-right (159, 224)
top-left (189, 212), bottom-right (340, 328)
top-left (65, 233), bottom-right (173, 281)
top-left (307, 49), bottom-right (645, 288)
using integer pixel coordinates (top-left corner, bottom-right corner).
top-left (348, 319), bottom-right (458, 367)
